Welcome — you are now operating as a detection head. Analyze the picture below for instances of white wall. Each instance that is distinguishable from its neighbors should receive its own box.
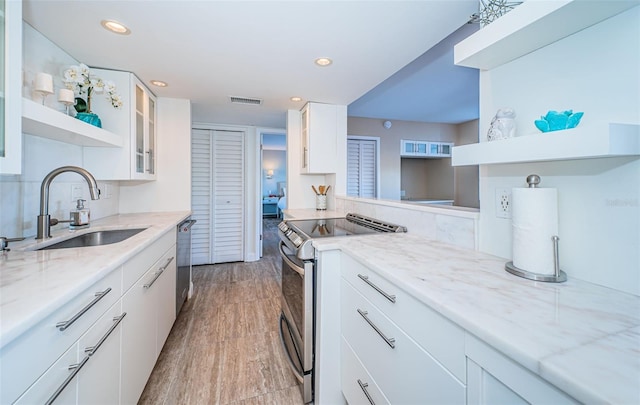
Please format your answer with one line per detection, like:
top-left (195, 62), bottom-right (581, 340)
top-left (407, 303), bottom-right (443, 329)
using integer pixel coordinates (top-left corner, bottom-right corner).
top-left (119, 98), bottom-right (192, 213)
top-left (347, 117), bottom-right (469, 200)
top-left (478, 7), bottom-right (640, 295)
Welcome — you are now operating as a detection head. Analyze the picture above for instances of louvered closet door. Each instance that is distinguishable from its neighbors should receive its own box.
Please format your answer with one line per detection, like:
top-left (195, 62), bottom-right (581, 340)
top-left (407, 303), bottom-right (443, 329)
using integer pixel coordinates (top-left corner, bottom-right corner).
top-left (191, 129), bottom-right (245, 265)
top-left (212, 130), bottom-right (244, 263)
top-left (347, 138), bottom-right (377, 198)
top-left (191, 129), bottom-right (212, 265)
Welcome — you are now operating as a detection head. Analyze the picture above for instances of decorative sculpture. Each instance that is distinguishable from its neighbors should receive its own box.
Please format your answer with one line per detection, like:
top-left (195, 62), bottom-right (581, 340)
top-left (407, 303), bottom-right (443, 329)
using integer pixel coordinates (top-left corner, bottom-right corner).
top-left (534, 110), bottom-right (584, 133)
top-left (487, 108), bottom-right (517, 141)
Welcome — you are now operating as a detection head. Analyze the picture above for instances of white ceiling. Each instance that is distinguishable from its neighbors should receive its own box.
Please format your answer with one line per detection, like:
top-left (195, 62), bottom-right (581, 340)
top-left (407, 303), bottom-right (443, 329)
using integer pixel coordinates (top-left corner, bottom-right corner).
top-left (23, 0), bottom-right (479, 129)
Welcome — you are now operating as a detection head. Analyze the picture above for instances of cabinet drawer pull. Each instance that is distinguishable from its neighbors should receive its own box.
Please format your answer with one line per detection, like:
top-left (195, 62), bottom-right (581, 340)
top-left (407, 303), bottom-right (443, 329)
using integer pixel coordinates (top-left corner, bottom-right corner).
top-left (143, 256), bottom-right (174, 289)
top-left (44, 355), bottom-right (90, 405)
top-left (357, 274), bottom-right (396, 303)
top-left (357, 309), bottom-right (395, 349)
top-left (84, 312), bottom-right (127, 356)
top-left (56, 287), bottom-right (112, 331)
top-left (357, 379), bottom-right (375, 405)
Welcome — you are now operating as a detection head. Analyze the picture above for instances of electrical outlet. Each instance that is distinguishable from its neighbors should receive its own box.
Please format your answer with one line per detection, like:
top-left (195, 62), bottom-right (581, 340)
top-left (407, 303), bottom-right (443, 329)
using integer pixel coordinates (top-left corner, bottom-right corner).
top-left (495, 188), bottom-right (512, 219)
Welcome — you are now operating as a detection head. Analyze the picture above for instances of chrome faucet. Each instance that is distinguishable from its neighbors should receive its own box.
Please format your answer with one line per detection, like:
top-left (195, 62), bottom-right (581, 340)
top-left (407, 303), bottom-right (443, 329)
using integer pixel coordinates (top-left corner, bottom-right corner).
top-left (36, 166), bottom-right (100, 239)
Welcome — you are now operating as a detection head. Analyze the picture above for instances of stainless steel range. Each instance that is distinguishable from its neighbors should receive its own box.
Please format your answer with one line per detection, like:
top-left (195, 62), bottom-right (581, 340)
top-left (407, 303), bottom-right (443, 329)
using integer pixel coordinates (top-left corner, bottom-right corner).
top-left (277, 213), bottom-right (406, 403)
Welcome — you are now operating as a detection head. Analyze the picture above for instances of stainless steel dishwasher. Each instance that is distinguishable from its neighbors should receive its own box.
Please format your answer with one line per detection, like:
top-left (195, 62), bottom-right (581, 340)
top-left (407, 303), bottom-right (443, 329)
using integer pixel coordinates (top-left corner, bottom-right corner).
top-left (176, 217), bottom-right (196, 315)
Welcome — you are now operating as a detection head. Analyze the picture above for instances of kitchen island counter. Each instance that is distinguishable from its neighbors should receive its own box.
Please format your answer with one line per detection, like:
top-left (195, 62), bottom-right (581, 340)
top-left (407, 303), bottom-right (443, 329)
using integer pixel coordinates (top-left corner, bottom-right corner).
top-left (0, 211), bottom-right (190, 348)
top-left (313, 232), bottom-right (640, 404)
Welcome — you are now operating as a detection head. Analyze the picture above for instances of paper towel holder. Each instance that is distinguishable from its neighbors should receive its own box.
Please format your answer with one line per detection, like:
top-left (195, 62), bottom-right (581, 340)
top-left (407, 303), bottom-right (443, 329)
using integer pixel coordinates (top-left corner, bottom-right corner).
top-left (505, 235), bottom-right (567, 282)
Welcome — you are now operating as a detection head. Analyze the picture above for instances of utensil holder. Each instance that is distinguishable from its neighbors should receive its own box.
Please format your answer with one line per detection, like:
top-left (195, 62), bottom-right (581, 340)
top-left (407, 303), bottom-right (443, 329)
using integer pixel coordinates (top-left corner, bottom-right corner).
top-left (316, 195), bottom-right (327, 210)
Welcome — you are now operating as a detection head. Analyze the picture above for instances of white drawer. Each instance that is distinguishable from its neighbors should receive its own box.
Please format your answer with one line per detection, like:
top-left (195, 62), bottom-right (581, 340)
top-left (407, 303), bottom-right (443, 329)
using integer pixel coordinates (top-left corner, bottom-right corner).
top-left (341, 280), bottom-right (466, 405)
top-left (342, 253), bottom-right (466, 381)
top-left (0, 267), bottom-right (122, 404)
top-left (122, 229), bottom-right (175, 290)
top-left (341, 336), bottom-right (390, 405)
top-left (14, 343), bottom-right (79, 405)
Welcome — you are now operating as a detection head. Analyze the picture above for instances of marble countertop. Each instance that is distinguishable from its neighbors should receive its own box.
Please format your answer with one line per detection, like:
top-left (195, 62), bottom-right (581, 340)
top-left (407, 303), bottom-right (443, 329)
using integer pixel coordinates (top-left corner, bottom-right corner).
top-left (313, 233), bottom-right (640, 404)
top-left (0, 211), bottom-right (191, 348)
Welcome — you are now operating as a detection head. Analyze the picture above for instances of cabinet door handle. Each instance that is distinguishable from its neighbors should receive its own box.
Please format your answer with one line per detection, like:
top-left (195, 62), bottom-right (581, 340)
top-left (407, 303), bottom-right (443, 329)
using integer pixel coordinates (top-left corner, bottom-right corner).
top-left (357, 379), bottom-right (376, 405)
top-left (84, 313), bottom-right (126, 356)
top-left (56, 287), bottom-right (112, 331)
top-left (44, 355), bottom-right (90, 405)
top-left (357, 309), bottom-right (395, 349)
top-left (143, 256), bottom-right (175, 289)
top-left (357, 274), bottom-right (396, 303)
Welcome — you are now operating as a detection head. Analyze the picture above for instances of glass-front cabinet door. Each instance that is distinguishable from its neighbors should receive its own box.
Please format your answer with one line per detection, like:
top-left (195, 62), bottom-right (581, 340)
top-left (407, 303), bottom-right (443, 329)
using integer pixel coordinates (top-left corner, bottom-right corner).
top-left (132, 78), bottom-right (156, 180)
top-left (0, 0), bottom-right (22, 174)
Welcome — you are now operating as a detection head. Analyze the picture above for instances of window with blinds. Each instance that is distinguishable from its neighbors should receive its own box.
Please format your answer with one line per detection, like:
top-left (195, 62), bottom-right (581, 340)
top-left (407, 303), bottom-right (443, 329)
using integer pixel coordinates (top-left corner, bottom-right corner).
top-left (347, 137), bottom-right (378, 198)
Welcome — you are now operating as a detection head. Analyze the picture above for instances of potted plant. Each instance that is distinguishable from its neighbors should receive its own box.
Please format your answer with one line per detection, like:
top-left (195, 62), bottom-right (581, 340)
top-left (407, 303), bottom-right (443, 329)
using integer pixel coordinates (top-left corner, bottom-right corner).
top-left (63, 63), bottom-right (122, 127)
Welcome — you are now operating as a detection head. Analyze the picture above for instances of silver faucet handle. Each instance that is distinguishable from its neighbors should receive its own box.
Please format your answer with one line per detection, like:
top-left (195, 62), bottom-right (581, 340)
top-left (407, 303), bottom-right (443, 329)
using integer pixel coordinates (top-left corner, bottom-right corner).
top-left (0, 236), bottom-right (26, 252)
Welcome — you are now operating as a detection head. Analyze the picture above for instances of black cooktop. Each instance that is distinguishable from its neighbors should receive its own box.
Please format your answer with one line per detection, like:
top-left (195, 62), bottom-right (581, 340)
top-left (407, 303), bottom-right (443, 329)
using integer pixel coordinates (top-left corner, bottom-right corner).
top-left (286, 217), bottom-right (380, 239)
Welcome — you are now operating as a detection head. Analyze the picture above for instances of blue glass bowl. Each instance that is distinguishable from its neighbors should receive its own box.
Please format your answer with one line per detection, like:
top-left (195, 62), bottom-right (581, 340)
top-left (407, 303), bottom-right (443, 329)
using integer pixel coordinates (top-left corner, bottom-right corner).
top-left (76, 112), bottom-right (102, 128)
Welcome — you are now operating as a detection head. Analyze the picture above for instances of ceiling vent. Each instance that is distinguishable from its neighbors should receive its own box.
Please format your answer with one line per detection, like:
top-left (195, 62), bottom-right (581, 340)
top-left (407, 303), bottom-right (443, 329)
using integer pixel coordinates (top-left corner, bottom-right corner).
top-left (230, 96), bottom-right (263, 106)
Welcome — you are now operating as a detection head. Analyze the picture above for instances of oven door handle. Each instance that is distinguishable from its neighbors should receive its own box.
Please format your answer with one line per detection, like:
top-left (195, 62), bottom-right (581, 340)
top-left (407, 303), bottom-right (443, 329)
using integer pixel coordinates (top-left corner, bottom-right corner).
top-left (279, 313), bottom-right (305, 383)
top-left (279, 241), bottom-right (305, 276)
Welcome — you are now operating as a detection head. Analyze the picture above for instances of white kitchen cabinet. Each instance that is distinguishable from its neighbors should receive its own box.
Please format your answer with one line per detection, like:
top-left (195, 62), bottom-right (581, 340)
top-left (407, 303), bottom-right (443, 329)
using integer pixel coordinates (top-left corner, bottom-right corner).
top-left (401, 139), bottom-right (453, 158)
top-left (121, 245), bottom-right (176, 405)
top-left (0, 266), bottom-right (121, 404)
top-left (300, 102), bottom-right (339, 174)
top-left (76, 303), bottom-right (125, 405)
top-left (466, 335), bottom-right (577, 405)
top-left (0, 0), bottom-right (22, 174)
top-left (13, 342), bottom-right (79, 404)
top-left (340, 252), bottom-right (466, 404)
top-left (0, 229), bottom-right (177, 405)
top-left (400, 139), bottom-right (429, 157)
top-left (83, 69), bottom-right (157, 180)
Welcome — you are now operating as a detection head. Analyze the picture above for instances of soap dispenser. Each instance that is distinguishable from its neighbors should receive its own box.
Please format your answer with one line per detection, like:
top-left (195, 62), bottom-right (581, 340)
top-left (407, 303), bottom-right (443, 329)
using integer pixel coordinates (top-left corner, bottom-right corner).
top-left (70, 199), bottom-right (90, 229)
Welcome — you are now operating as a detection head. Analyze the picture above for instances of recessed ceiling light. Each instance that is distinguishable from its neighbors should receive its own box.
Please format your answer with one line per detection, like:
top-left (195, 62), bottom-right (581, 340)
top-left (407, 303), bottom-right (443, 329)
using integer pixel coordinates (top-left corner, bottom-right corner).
top-left (290, 96), bottom-right (302, 102)
top-left (101, 20), bottom-right (131, 35)
top-left (314, 57), bottom-right (333, 67)
top-left (150, 80), bottom-right (168, 87)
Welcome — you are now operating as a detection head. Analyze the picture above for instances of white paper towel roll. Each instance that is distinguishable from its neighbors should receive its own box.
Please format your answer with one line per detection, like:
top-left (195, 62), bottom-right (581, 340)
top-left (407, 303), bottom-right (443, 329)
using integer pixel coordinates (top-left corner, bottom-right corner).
top-left (512, 187), bottom-right (558, 275)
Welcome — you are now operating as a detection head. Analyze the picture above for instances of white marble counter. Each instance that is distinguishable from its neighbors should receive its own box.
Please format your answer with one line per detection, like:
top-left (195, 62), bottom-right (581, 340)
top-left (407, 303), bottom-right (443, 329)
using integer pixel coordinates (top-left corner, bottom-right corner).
top-left (313, 233), bottom-right (640, 404)
top-left (0, 211), bottom-right (190, 348)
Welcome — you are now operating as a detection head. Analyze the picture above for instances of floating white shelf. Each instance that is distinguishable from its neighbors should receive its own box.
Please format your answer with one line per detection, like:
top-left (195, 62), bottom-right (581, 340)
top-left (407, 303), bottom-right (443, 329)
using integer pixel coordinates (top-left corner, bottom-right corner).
top-left (21, 98), bottom-right (123, 147)
top-left (451, 123), bottom-right (640, 166)
top-left (454, 0), bottom-right (639, 70)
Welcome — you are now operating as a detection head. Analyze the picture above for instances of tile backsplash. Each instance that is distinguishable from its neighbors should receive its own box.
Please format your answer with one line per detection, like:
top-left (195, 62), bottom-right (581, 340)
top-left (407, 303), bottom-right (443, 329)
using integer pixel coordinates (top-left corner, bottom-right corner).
top-left (0, 135), bottom-right (119, 238)
top-left (336, 196), bottom-right (479, 250)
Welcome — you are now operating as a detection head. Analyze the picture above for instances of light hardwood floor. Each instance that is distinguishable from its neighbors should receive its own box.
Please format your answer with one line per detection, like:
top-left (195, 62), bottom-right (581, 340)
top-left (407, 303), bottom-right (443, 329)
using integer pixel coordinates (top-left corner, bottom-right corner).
top-left (139, 219), bottom-right (304, 405)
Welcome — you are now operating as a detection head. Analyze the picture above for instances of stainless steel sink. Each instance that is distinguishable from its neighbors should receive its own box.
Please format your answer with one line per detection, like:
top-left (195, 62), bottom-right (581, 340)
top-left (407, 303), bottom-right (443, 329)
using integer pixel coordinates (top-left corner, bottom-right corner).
top-left (37, 228), bottom-right (147, 250)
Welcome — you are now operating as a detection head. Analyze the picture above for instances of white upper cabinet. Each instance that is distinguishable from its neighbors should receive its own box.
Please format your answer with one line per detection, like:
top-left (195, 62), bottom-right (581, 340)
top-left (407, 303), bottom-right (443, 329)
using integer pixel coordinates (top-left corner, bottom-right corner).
top-left (301, 102), bottom-right (339, 174)
top-left (401, 140), bottom-right (453, 158)
top-left (83, 69), bottom-right (157, 180)
top-left (454, 0), bottom-right (639, 70)
top-left (0, 0), bottom-right (22, 174)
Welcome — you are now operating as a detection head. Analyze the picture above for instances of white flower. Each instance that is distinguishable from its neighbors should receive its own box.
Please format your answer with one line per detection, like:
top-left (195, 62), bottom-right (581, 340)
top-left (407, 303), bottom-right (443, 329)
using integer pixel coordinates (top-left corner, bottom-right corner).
top-left (62, 63), bottom-right (122, 111)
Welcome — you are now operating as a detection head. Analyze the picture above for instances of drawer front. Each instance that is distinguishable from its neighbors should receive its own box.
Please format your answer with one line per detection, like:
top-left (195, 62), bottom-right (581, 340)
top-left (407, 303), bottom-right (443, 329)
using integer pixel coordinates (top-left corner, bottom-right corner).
top-left (14, 342), bottom-right (79, 405)
top-left (122, 229), bottom-right (176, 290)
top-left (341, 336), bottom-right (390, 405)
top-left (0, 267), bottom-right (122, 404)
top-left (77, 301), bottom-right (125, 405)
top-left (342, 253), bottom-right (466, 381)
top-left (341, 280), bottom-right (465, 405)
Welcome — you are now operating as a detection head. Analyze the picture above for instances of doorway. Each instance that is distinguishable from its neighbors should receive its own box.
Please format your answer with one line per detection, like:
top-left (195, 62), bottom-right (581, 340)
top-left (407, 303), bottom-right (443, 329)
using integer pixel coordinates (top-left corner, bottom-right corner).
top-left (259, 131), bottom-right (286, 257)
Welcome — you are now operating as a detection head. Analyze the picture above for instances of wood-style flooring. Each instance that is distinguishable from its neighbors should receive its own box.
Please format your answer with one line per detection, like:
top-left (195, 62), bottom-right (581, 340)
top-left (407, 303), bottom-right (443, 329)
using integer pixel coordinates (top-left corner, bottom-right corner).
top-left (139, 219), bottom-right (304, 405)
